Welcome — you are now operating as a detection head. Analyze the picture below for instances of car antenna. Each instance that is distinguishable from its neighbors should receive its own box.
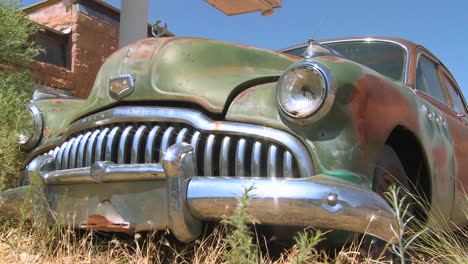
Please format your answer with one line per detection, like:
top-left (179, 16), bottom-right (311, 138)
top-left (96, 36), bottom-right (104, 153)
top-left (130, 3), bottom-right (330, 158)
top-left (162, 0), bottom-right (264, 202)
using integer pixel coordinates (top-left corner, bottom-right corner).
top-left (309, 16), bottom-right (328, 42)
top-left (304, 16), bottom-right (334, 59)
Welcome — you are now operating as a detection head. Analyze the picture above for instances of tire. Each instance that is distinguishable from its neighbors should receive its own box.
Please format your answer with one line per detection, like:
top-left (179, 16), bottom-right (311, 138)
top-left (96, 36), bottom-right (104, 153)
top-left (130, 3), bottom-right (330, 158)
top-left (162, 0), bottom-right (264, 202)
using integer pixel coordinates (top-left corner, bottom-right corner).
top-left (372, 145), bottom-right (410, 199)
top-left (361, 145), bottom-right (412, 260)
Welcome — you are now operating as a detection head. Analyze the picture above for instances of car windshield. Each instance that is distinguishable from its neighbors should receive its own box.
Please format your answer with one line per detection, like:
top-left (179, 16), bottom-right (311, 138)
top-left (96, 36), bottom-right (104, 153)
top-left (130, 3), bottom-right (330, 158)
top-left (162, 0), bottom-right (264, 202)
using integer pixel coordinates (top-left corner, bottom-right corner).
top-left (282, 41), bottom-right (407, 82)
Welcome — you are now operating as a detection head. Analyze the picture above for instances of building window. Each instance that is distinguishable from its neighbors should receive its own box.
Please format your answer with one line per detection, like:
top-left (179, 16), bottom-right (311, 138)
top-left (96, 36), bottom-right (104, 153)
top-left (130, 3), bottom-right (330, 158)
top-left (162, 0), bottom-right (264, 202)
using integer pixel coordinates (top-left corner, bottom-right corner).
top-left (34, 31), bottom-right (70, 69)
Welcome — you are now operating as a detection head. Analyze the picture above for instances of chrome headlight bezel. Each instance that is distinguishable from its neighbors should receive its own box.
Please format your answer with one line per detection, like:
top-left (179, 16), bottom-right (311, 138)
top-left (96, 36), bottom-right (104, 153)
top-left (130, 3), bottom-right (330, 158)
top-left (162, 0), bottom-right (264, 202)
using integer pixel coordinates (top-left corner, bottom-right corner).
top-left (276, 60), bottom-right (336, 124)
top-left (19, 104), bottom-right (43, 149)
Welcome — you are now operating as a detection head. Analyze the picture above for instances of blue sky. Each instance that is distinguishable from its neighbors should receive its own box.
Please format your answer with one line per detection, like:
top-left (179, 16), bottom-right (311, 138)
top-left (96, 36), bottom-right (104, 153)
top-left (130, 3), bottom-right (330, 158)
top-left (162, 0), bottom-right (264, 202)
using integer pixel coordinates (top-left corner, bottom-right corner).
top-left (23, 0), bottom-right (467, 99)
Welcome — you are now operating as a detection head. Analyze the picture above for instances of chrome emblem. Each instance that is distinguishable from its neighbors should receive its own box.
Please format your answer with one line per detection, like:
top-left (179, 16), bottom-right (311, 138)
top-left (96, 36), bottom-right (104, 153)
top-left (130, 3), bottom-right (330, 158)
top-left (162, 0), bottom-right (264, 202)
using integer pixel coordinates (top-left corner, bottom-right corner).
top-left (109, 74), bottom-right (135, 100)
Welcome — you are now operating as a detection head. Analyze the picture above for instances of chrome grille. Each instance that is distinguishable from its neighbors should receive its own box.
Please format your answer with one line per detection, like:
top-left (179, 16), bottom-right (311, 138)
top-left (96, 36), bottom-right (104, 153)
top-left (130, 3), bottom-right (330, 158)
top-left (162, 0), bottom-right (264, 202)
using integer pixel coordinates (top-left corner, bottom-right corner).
top-left (41, 107), bottom-right (314, 178)
top-left (47, 123), bottom-right (301, 178)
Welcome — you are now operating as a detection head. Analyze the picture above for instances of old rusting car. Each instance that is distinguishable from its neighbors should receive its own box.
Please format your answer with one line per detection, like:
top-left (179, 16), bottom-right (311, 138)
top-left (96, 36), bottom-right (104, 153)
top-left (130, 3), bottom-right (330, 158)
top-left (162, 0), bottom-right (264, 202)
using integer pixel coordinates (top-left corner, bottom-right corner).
top-left (2, 36), bottom-right (467, 243)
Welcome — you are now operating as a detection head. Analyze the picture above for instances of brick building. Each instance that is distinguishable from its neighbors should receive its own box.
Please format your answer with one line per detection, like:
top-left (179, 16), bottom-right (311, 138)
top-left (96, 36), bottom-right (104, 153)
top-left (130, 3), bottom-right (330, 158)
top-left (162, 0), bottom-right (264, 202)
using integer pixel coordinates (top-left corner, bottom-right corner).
top-left (24, 0), bottom-right (163, 98)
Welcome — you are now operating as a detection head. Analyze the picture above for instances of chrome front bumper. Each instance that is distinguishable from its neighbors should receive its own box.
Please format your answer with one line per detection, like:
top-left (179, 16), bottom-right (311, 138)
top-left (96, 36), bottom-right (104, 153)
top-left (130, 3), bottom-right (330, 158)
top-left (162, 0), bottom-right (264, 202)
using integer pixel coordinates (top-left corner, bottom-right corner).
top-left (17, 143), bottom-right (397, 243)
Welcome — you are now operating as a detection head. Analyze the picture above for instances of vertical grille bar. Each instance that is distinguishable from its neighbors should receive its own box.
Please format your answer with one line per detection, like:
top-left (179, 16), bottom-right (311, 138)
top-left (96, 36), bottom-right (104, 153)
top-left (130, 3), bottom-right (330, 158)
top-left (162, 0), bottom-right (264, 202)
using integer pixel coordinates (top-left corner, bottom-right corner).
top-left (283, 151), bottom-right (293, 178)
top-left (251, 141), bottom-right (262, 177)
top-left (56, 141), bottom-right (69, 170)
top-left (85, 129), bottom-right (101, 166)
top-left (145, 126), bottom-right (160, 163)
top-left (176, 128), bottom-right (189, 143)
top-left (94, 128), bottom-right (110, 163)
top-left (131, 125), bottom-right (148, 164)
top-left (61, 137), bottom-right (76, 170)
top-left (69, 134), bottom-right (84, 169)
top-left (235, 138), bottom-right (246, 176)
top-left (76, 131), bottom-right (92, 168)
top-left (267, 145), bottom-right (278, 178)
top-left (118, 126), bottom-right (134, 164)
top-left (105, 127), bottom-right (121, 162)
top-left (160, 126), bottom-right (175, 155)
top-left (190, 131), bottom-right (201, 174)
top-left (219, 136), bottom-right (231, 176)
top-left (52, 146), bottom-right (60, 160)
top-left (204, 134), bottom-right (216, 176)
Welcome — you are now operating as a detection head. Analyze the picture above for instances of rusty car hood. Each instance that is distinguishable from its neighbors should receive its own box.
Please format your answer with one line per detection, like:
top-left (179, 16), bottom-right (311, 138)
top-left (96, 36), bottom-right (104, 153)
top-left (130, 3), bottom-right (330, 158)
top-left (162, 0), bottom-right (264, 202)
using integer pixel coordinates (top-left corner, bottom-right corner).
top-left (86, 37), bottom-right (297, 114)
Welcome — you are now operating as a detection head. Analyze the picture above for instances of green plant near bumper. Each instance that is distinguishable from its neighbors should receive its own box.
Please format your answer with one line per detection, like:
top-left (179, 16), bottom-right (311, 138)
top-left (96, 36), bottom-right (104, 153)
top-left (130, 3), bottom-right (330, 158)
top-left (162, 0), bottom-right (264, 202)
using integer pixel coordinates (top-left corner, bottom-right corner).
top-left (222, 185), bottom-right (259, 264)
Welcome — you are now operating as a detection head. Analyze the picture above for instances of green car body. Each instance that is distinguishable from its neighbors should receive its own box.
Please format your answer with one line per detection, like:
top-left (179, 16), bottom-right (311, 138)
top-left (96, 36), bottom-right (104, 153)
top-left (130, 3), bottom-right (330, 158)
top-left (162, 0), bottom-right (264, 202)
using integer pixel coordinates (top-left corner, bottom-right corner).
top-left (7, 36), bottom-right (468, 243)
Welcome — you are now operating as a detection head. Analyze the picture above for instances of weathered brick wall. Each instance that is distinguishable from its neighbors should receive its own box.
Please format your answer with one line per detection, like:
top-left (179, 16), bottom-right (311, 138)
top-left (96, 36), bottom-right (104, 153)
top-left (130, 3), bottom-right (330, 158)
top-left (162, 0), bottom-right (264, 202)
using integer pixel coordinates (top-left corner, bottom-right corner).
top-left (27, 2), bottom-right (119, 98)
top-left (71, 11), bottom-right (118, 98)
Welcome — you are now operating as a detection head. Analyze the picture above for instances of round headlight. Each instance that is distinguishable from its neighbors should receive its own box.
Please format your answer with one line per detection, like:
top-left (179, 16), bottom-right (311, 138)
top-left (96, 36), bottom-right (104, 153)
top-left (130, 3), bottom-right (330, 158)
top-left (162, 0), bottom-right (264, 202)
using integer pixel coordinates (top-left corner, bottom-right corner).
top-left (18, 104), bottom-right (42, 149)
top-left (277, 61), bottom-right (330, 119)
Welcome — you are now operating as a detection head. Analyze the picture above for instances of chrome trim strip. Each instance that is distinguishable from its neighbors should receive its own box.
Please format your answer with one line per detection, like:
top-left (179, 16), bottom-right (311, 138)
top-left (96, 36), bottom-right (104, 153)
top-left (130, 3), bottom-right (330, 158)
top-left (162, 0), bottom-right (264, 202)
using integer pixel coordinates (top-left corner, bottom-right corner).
top-left (283, 151), bottom-right (293, 178)
top-left (95, 128), bottom-right (110, 163)
top-left (267, 145), bottom-right (277, 178)
top-left (77, 131), bottom-right (92, 168)
top-left (204, 134), bottom-right (215, 176)
top-left (235, 138), bottom-right (246, 177)
top-left (251, 141), bottom-right (261, 177)
top-left (85, 129), bottom-right (101, 167)
top-left (187, 176), bottom-right (397, 243)
top-left (220, 136), bottom-right (231, 176)
top-left (145, 126), bottom-right (160, 163)
top-left (105, 127), bottom-right (121, 161)
top-left (131, 125), bottom-right (147, 164)
top-left (52, 107), bottom-right (314, 177)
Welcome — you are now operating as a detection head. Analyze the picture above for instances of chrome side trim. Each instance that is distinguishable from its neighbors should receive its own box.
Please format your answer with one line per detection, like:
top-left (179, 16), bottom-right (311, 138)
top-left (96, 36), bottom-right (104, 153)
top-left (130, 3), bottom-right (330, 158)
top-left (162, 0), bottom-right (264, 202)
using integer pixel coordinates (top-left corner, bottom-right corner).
top-left (58, 107), bottom-right (314, 177)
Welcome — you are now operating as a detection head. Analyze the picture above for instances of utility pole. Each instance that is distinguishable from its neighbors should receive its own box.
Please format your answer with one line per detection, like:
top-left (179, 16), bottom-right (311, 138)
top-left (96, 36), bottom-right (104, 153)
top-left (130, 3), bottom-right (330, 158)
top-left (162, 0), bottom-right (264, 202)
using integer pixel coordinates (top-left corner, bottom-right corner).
top-left (119, 0), bottom-right (149, 47)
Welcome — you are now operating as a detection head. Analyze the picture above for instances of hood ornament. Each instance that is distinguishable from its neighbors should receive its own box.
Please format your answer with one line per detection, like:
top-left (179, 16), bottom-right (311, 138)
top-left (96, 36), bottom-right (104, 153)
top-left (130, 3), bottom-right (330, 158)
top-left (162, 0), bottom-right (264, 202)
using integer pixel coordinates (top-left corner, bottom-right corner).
top-left (109, 74), bottom-right (135, 100)
top-left (303, 37), bottom-right (336, 59)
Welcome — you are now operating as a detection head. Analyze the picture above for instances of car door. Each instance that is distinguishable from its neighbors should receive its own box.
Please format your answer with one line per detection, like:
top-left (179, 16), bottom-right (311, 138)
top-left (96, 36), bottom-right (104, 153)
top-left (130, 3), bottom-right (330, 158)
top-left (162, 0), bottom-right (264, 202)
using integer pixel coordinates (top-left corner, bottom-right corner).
top-left (439, 69), bottom-right (468, 225)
